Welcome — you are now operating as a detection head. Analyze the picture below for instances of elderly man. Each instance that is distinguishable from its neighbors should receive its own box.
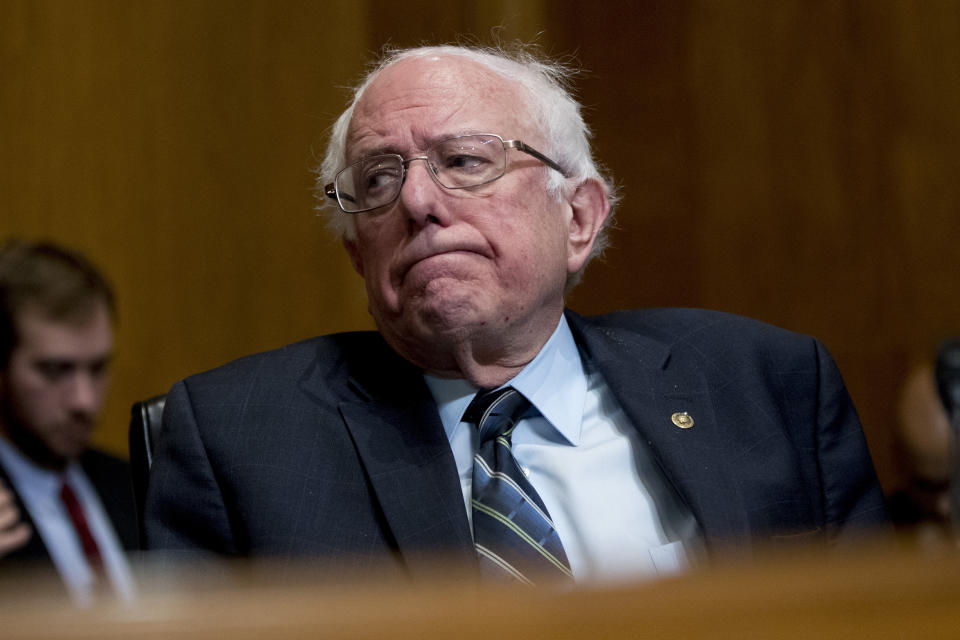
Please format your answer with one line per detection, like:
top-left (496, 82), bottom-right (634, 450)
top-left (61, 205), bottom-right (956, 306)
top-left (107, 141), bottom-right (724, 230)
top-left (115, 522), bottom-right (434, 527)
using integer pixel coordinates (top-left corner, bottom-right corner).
top-left (0, 240), bottom-right (137, 602)
top-left (145, 44), bottom-right (887, 586)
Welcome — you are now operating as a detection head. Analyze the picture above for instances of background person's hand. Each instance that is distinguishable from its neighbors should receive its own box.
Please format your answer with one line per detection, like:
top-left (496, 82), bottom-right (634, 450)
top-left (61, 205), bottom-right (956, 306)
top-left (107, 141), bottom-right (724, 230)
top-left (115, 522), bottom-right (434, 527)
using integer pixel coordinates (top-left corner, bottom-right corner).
top-left (0, 480), bottom-right (31, 558)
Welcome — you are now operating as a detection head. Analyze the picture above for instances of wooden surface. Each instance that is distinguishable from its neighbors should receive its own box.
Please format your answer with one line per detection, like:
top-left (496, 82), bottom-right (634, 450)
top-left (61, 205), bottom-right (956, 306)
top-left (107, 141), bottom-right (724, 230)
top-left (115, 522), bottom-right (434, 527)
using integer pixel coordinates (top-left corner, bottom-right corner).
top-left (1, 544), bottom-right (958, 639)
top-left (2, 1), bottom-right (959, 494)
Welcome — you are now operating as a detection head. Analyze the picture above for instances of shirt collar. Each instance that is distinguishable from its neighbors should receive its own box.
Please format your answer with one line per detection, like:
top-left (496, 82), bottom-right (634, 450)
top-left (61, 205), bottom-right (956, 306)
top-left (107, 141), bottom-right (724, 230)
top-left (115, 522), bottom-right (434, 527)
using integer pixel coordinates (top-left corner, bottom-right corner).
top-left (424, 314), bottom-right (587, 446)
top-left (0, 436), bottom-right (70, 502)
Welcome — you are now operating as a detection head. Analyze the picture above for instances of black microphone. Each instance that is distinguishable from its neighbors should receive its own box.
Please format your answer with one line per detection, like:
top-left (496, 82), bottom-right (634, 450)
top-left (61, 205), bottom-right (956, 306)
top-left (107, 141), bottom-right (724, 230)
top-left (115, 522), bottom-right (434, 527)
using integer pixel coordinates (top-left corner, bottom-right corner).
top-left (935, 338), bottom-right (960, 424)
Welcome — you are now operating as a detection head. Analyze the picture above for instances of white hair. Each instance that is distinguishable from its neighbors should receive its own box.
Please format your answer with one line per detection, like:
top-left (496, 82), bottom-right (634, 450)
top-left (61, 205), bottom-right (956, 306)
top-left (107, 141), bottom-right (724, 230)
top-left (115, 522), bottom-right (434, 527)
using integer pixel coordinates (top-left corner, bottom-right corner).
top-left (316, 43), bottom-right (619, 281)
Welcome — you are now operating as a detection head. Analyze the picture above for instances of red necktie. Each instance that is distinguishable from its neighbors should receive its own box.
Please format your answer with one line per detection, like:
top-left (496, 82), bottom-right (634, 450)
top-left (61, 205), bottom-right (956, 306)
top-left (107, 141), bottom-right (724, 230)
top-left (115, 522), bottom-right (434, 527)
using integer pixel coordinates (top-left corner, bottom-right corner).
top-left (59, 481), bottom-right (104, 573)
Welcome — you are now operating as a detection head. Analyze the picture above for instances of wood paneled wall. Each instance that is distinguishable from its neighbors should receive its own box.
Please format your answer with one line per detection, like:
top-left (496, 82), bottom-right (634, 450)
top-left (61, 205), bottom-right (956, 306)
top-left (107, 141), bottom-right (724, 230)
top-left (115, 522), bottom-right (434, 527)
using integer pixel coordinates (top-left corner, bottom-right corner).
top-left (552, 0), bottom-right (960, 490)
top-left (2, 1), bottom-right (958, 492)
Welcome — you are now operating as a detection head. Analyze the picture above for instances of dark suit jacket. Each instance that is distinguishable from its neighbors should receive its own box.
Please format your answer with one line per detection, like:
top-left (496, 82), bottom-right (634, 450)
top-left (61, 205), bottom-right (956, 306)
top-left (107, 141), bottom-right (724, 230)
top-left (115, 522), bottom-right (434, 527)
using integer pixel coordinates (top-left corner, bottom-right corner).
top-left (144, 309), bottom-right (887, 578)
top-left (1, 448), bottom-right (139, 571)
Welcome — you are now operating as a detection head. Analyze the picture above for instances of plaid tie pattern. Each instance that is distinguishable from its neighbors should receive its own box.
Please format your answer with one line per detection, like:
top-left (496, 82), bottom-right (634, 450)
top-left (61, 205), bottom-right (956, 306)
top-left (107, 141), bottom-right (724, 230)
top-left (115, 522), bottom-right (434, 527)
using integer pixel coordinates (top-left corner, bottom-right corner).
top-left (465, 387), bottom-right (573, 585)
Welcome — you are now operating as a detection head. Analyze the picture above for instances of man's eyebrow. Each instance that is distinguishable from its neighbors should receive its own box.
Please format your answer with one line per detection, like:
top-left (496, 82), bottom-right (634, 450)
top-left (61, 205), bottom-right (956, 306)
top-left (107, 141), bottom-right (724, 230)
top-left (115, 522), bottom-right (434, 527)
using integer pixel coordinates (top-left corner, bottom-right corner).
top-left (349, 131), bottom-right (485, 161)
top-left (32, 359), bottom-right (77, 376)
top-left (34, 354), bottom-right (113, 367)
top-left (347, 144), bottom-right (402, 162)
top-left (34, 358), bottom-right (74, 367)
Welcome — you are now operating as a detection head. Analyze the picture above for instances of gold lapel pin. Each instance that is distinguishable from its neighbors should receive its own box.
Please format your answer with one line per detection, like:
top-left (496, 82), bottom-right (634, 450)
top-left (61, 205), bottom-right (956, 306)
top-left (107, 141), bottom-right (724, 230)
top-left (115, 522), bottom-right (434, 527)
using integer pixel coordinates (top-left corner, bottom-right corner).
top-left (671, 412), bottom-right (694, 429)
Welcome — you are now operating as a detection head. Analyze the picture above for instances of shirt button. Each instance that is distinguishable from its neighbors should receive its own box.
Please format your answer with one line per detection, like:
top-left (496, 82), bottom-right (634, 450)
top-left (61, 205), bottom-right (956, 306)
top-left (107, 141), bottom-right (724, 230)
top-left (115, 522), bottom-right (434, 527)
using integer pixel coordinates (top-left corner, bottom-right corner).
top-left (521, 466), bottom-right (531, 478)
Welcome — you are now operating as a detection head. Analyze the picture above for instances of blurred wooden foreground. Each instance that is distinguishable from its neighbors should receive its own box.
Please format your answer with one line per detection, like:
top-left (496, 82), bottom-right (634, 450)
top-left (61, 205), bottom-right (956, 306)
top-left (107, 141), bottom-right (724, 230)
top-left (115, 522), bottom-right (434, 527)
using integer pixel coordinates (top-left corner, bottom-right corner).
top-left (2, 544), bottom-right (958, 639)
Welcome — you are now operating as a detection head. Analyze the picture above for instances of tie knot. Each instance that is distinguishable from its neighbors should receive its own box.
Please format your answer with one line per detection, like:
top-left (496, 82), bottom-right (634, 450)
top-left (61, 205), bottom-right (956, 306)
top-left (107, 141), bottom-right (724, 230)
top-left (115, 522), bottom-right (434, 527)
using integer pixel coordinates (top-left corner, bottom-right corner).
top-left (462, 386), bottom-right (533, 444)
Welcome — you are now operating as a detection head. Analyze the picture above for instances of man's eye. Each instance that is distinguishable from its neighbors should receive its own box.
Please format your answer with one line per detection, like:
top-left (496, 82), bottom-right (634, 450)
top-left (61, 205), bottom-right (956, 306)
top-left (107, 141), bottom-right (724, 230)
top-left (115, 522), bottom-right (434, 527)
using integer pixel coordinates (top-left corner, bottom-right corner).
top-left (88, 359), bottom-right (111, 379)
top-left (364, 169), bottom-right (400, 192)
top-left (35, 362), bottom-right (73, 382)
top-left (445, 154), bottom-right (487, 171)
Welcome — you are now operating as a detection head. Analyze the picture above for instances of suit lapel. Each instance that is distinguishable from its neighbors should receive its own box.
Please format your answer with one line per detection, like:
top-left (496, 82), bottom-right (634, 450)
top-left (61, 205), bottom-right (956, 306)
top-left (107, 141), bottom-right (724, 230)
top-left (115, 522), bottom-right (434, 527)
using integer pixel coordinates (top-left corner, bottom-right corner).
top-left (80, 451), bottom-right (138, 551)
top-left (568, 312), bottom-right (751, 551)
top-left (332, 351), bottom-right (474, 577)
top-left (325, 309), bottom-right (754, 568)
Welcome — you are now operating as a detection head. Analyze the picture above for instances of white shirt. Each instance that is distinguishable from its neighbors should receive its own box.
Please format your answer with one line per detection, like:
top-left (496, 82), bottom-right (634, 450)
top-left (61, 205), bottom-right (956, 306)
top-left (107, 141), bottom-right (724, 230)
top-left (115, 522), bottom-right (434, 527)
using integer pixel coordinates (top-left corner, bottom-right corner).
top-left (0, 437), bottom-right (135, 606)
top-left (425, 315), bottom-right (699, 585)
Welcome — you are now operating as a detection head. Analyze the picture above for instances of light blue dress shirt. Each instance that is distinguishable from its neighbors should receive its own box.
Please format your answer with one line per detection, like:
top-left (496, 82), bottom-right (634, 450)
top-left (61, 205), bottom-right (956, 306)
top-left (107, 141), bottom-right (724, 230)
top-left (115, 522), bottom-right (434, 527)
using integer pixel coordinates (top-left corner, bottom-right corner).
top-left (424, 315), bottom-right (698, 585)
top-left (0, 437), bottom-right (135, 606)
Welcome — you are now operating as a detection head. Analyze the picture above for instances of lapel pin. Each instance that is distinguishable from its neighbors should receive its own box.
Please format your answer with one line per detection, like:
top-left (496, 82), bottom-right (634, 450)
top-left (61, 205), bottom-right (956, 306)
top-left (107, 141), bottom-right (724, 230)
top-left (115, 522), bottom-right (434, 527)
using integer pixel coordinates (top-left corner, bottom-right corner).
top-left (671, 412), bottom-right (694, 429)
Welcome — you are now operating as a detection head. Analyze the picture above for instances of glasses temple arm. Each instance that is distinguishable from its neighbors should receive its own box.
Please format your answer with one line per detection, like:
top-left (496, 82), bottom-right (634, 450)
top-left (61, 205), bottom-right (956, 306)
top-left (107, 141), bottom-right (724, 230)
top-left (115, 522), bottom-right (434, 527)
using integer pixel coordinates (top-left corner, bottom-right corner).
top-left (325, 183), bottom-right (357, 204)
top-left (504, 140), bottom-right (568, 177)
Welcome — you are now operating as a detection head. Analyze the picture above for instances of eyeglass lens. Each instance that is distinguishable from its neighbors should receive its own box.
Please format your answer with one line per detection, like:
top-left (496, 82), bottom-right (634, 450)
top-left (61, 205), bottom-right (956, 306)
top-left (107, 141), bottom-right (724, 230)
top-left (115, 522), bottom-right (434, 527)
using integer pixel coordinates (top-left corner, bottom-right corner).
top-left (335, 134), bottom-right (507, 212)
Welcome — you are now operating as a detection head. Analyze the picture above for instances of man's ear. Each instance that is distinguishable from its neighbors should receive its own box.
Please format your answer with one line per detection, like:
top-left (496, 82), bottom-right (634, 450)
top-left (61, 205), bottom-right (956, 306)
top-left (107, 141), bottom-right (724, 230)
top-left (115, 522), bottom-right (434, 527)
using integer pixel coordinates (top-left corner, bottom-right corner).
top-left (343, 237), bottom-right (365, 278)
top-left (566, 178), bottom-right (611, 275)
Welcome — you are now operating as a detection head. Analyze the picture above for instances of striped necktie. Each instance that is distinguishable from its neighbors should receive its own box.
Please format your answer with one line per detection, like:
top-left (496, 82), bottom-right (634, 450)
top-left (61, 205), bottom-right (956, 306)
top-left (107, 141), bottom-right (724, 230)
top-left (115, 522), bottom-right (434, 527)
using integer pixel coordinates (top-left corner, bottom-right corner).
top-left (465, 387), bottom-right (573, 585)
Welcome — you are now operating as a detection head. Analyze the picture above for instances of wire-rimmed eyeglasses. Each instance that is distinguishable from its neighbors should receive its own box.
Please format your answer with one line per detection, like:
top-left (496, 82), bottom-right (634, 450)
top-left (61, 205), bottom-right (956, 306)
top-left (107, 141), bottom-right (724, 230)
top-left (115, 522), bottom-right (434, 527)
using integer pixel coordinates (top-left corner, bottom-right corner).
top-left (324, 133), bottom-right (567, 214)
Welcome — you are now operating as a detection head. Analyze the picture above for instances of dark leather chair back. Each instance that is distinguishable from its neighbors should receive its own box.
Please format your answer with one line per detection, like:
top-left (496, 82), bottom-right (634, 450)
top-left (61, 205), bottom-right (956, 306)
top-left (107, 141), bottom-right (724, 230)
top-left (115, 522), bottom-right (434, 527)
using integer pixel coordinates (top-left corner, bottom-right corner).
top-left (129, 394), bottom-right (166, 548)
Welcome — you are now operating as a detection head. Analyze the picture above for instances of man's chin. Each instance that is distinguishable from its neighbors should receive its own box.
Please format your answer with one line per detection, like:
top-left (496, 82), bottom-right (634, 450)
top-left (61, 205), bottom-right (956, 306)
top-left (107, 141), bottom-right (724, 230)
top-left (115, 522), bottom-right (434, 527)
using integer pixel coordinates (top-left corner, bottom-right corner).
top-left (410, 297), bottom-right (488, 338)
top-left (57, 442), bottom-right (89, 461)
top-left (383, 282), bottom-right (485, 331)
top-left (50, 426), bottom-right (95, 462)
top-left (374, 300), bottom-right (483, 361)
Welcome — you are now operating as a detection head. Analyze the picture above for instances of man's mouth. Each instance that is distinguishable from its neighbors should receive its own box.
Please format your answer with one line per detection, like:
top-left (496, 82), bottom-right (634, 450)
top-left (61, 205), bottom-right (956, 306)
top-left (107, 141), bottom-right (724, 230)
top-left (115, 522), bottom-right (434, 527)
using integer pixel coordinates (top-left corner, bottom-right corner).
top-left (397, 242), bottom-right (490, 285)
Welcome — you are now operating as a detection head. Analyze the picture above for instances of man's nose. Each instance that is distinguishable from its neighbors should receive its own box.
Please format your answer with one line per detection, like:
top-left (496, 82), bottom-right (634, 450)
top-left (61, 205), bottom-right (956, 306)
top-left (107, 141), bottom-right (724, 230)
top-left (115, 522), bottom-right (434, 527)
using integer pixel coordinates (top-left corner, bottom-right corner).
top-left (398, 158), bottom-right (450, 228)
top-left (65, 373), bottom-right (103, 415)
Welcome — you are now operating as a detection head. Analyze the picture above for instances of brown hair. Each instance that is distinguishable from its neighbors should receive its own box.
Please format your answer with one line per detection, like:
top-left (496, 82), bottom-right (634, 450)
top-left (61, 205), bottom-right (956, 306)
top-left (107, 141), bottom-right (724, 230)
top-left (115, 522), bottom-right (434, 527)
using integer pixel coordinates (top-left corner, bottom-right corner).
top-left (0, 239), bottom-right (115, 367)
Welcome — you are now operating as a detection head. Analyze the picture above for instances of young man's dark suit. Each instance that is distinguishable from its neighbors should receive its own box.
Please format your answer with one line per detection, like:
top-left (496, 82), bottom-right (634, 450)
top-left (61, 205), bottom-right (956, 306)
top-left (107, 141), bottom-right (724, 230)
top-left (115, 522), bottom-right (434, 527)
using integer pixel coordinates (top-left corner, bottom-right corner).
top-left (0, 450), bottom-right (138, 570)
top-left (144, 308), bottom-right (887, 577)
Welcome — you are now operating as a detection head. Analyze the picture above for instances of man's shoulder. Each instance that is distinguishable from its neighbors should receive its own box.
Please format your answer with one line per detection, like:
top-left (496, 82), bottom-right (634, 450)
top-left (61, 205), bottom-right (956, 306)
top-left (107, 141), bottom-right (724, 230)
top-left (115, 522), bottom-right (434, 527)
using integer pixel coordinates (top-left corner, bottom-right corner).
top-left (180, 331), bottom-right (389, 386)
top-left (577, 307), bottom-right (808, 341)
top-left (571, 307), bottom-right (819, 367)
top-left (79, 448), bottom-right (134, 502)
top-left (79, 447), bottom-right (131, 473)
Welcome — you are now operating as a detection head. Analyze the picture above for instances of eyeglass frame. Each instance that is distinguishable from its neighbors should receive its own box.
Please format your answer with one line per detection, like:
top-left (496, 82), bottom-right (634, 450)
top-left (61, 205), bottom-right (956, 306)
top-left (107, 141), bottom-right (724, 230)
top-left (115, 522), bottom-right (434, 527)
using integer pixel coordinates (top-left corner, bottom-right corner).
top-left (324, 133), bottom-right (569, 214)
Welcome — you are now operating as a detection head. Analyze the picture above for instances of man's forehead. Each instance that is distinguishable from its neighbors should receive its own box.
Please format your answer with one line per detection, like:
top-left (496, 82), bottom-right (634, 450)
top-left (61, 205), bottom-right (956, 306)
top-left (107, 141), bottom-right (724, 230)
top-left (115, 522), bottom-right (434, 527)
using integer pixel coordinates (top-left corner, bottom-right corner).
top-left (346, 56), bottom-right (533, 155)
top-left (365, 55), bottom-right (508, 102)
top-left (13, 303), bottom-right (113, 357)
